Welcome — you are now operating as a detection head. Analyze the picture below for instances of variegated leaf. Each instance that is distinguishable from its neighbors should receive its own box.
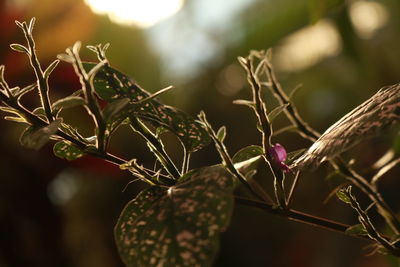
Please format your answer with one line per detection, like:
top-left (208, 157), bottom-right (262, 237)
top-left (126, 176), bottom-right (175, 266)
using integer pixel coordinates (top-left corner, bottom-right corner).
top-left (115, 165), bottom-right (234, 267)
top-left (293, 84), bottom-right (400, 169)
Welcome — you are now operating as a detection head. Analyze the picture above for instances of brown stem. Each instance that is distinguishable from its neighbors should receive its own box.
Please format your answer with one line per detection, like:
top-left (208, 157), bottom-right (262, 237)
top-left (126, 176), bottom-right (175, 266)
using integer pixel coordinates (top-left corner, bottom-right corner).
top-left (235, 197), bottom-right (369, 238)
top-left (260, 54), bottom-right (400, 235)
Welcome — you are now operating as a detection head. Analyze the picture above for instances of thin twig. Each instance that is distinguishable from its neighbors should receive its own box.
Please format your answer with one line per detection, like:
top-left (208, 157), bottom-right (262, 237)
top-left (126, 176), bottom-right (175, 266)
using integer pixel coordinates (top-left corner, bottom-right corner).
top-left (257, 52), bottom-right (400, 235)
top-left (286, 170), bottom-right (301, 207)
top-left (235, 197), bottom-right (368, 238)
top-left (130, 117), bottom-right (181, 179)
top-left (67, 43), bottom-right (107, 152)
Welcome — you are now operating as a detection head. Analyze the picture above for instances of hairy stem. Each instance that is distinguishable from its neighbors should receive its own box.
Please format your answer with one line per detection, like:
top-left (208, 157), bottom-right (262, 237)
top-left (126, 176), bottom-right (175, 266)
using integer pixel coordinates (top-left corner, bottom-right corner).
top-left (130, 117), bottom-right (181, 179)
top-left (258, 53), bottom-right (400, 235)
top-left (67, 44), bottom-right (107, 152)
top-left (20, 21), bottom-right (54, 123)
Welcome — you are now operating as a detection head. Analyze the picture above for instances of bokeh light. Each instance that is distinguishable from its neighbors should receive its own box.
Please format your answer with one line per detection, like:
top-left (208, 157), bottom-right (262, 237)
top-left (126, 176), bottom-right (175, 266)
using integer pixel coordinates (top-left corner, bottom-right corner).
top-left (84, 0), bottom-right (184, 27)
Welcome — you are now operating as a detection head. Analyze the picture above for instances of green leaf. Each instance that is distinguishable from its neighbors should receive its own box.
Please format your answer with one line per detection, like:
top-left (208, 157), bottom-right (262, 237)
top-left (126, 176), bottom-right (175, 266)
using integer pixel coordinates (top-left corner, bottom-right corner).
top-left (216, 126), bottom-right (226, 142)
top-left (28, 17), bottom-right (36, 34)
top-left (14, 83), bottom-right (36, 99)
top-left (336, 188), bottom-right (351, 204)
top-left (268, 103), bottom-right (289, 122)
top-left (289, 84), bottom-right (302, 101)
top-left (57, 53), bottom-right (74, 63)
top-left (345, 224), bottom-right (368, 237)
top-left (4, 116), bottom-right (27, 123)
top-left (43, 59), bottom-right (60, 79)
top-left (52, 96), bottom-right (85, 111)
top-left (102, 97), bottom-right (130, 122)
top-left (32, 107), bottom-right (46, 118)
top-left (10, 43), bottom-right (29, 54)
top-left (19, 119), bottom-right (62, 150)
top-left (232, 99), bottom-right (254, 108)
top-left (286, 148), bottom-right (307, 164)
top-left (115, 165), bottom-right (234, 267)
top-left (84, 63), bottom-right (210, 152)
top-left (232, 145), bottom-right (263, 163)
top-left (53, 141), bottom-right (85, 160)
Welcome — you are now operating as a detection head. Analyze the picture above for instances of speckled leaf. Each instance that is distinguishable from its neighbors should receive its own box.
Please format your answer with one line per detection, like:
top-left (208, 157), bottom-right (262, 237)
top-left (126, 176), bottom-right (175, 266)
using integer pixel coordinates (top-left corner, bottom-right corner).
top-left (336, 188), bottom-right (351, 204)
top-left (293, 84), bottom-right (400, 169)
top-left (53, 141), bottom-right (85, 160)
top-left (84, 63), bottom-right (210, 152)
top-left (115, 165), bottom-right (234, 267)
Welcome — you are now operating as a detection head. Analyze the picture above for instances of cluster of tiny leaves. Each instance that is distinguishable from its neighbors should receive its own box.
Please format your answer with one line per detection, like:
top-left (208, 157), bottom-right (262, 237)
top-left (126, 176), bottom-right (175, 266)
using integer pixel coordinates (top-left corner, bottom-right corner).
top-left (115, 165), bottom-right (235, 267)
top-left (84, 63), bottom-right (210, 153)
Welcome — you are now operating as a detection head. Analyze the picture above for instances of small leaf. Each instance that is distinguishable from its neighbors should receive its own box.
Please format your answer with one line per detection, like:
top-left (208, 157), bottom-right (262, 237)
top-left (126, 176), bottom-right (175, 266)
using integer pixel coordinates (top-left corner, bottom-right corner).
top-left (53, 141), bottom-right (85, 160)
top-left (289, 84), bottom-right (302, 101)
top-left (4, 116), bottom-right (27, 123)
top-left (0, 65), bottom-right (5, 80)
top-left (15, 20), bottom-right (24, 29)
top-left (237, 56), bottom-right (248, 68)
top-left (232, 145), bottom-right (263, 163)
top-left (43, 59), bottom-right (60, 79)
top-left (115, 165), bottom-right (234, 267)
top-left (345, 224), bottom-right (368, 236)
top-left (216, 126), bottom-right (226, 142)
top-left (232, 99), bottom-right (254, 108)
top-left (32, 107), bottom-right (46, 117)
top-left (336, 188), bottom-right (351, 204)
top-left (286, 148), bottom-right (307, 164)
top-left (57, 53), bottom-right (74, 63)
top-left (20, 119), bottom-right (62, 150)
top-left (371, 158), bottom-right (400, 185)
top-left (268, 103), bottom-right (289, 122)
top-left (102, 97), bottom-right (130, 121)
top-left (28, 17), bottom-right (36, 34)
top-left (10, 43), bottom-right (29, 54)
top-left (14, 83), bottom-right (36, 99)
top-left (86, 45), bottom-right (97, 53)
top-left (0, 106), bottom-right (27, 121)
top-left (52, 96), bottom-right (85, 111)
top-left (232, 145), bottom-right (263, 177)
top-left (84, 62), bottom-right (210, 152)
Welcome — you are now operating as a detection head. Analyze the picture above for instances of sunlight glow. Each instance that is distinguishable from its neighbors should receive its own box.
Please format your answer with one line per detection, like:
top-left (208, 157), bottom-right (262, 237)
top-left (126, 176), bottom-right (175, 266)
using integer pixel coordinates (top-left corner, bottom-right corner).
top-left (274, 20), bottom-right (342, 72)
top-left (349, 0), bottom-right (389, 39)
top-left (84, 0), bottom-right (184, 28)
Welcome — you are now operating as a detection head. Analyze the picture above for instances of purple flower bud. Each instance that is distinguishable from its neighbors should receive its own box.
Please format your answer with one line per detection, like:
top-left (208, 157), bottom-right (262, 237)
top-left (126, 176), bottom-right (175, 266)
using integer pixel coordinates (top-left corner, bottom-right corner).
top-left (268, 143), bottom-right (292, 173)
top-left (268, 143), bottom-right (287, 162)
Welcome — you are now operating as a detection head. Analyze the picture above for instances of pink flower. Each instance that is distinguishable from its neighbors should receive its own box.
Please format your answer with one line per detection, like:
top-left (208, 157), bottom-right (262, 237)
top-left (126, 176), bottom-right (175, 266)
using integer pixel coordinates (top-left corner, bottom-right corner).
top-left (268, 143), bottom-right (292, 173)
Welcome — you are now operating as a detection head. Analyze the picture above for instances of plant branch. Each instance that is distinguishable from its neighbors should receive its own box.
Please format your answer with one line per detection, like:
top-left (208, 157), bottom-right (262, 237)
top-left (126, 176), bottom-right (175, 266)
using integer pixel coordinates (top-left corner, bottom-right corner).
top-left (235, 197), bottom-right (366, 238)
top-left (0, 92), bottom-right (174, 186)
top-left (255, 52), bottom-right (400, 235)
top-left (199, 112), bottom-right (273, 203)
top-left (262, 54), bottom-right (319, 141)
top-left (239, 56), bottom-right (287, 208)
top-left (67, 42), bottom-right (107, 152)
top-left (130, 116), bottom-right (181, 180)
top-left (18, 19), bottom-right (54, 123)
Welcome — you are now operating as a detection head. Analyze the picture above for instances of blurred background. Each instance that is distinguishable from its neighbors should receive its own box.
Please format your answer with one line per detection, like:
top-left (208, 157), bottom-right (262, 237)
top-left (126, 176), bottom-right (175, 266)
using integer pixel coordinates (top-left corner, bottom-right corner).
top-left (0, 0), bottom-right (400, 266)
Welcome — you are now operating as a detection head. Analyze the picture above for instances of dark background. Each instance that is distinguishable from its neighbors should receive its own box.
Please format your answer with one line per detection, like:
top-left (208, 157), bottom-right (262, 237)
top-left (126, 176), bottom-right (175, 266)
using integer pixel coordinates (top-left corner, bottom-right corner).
top-left (0, 0), bottom-right (399, 266)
